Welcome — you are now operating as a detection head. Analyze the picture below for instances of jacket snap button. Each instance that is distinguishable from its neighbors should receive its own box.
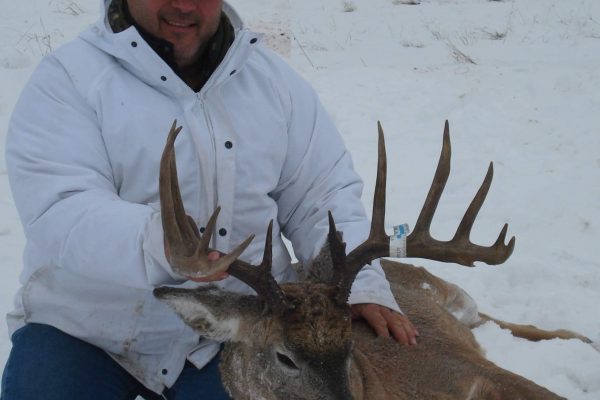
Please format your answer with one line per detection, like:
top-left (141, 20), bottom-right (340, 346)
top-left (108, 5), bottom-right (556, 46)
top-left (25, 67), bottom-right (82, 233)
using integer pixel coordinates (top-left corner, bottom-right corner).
top-left (250, 38), bottom-right (258, 44)
top-left (131, 41), bottom-right (138, 47)
top-left (161, 369), bottom-right (168, 375)
top-left (199, 227), bottom-right (206, 234)
top-left (219, 228), bottom-right (227, 237)
top-left (229, 70), bottom-right (236, 76)
top-left (225, 141), bottom-right (233, 149)
top-left (161, 76), bottom-right (167, 81)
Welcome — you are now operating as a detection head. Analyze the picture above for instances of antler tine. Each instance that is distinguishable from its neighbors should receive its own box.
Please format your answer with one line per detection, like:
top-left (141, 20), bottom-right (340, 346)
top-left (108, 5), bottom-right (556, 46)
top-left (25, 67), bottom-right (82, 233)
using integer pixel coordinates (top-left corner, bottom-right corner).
top-left (198, 207), bottom-right (258, 274)
top-left (335, 122), bottom-right (392, 305)
top-left (199, 206), bottom-right (221, 251)
top-left (450, 161), bottom-right (515, 265)
top-left (412, 120), bottom-right (451, 236)
top-left (160, 120), bottom-right (194, 256)
top-left (228, 221), bottom-right (294, 315)
top-left (494, 223), bottom-right (516, 262)
top-left (326, 212), bottom-right (348, 304)
top-left (370, 121), bottom-right (389, 242)
top-left (406, 121), bottom-right (516, 266)
top-left (453, 162), bottom-right (493, 240)
top-left (328, 211), bottom-right (348, 272)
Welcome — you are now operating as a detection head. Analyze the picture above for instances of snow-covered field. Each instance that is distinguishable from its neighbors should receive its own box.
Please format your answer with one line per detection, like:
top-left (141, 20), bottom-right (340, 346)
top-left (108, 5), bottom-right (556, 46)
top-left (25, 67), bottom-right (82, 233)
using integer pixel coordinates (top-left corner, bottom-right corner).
top-left (1, 0), bottom-right (599, 398)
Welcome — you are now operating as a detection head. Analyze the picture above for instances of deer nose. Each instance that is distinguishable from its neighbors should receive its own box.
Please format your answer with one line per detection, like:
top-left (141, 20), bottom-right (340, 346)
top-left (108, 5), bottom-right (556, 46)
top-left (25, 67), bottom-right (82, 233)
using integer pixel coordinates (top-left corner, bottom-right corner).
top-left (153, 287), bottom-right (169, 299)
top-left (313, 361), bottom-right (354, 399)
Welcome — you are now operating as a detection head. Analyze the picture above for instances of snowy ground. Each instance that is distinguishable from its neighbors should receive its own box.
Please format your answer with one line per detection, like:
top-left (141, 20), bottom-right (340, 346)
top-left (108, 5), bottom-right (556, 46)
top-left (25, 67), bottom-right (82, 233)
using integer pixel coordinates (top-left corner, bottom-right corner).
top-left (1, 0), bottom-right (599, 398)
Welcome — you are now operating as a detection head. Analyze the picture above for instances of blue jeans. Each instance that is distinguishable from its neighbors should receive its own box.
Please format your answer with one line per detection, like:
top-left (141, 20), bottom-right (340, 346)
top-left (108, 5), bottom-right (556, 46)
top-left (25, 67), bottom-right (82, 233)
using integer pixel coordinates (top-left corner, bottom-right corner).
top-left (1, 323), bottom-right (231, 400)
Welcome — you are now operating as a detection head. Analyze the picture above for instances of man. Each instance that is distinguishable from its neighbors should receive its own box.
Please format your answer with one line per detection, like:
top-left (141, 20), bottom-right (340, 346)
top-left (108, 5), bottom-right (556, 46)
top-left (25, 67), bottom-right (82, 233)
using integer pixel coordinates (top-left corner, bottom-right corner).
top-left (1, 0), bottom-right (418, 398)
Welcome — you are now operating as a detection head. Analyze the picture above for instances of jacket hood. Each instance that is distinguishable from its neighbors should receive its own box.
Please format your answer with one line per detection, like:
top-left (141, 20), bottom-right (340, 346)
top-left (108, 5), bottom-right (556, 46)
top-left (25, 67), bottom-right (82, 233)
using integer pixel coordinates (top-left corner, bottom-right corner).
top-left (80, 0), bottom-right (253, 98)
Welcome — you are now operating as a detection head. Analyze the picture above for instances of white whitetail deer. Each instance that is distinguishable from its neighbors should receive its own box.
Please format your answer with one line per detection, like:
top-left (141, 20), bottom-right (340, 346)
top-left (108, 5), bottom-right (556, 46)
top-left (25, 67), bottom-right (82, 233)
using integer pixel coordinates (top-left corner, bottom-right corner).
top-left (154, 121), bottom-right (594, 399)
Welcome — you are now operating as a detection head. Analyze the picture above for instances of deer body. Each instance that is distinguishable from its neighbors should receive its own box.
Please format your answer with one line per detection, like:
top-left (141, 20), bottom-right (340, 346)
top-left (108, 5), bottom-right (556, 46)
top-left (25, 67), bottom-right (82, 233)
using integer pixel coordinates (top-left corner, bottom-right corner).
top-left (156, 259), bottom-right (565, 399)
top-left (354, 260), bottom-right (564, 399)
top-left (154, 121), bottom-right (589, 399)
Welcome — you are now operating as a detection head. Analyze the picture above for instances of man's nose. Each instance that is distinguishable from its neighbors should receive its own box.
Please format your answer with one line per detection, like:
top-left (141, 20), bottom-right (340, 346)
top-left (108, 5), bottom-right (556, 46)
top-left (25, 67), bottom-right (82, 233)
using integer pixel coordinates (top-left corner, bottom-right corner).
top-left (170, 0), bottom-right (197, 13)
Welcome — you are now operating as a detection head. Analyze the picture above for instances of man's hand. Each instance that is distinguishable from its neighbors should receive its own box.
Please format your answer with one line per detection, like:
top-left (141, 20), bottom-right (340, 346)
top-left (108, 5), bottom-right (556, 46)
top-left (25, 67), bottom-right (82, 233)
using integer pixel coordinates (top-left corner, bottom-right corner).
top-left (186, 251), bottom-right (229, 282)
top-left (350, 303), bottom-right (419, 345)
top-left (165, 240), bottom-right (229, 282)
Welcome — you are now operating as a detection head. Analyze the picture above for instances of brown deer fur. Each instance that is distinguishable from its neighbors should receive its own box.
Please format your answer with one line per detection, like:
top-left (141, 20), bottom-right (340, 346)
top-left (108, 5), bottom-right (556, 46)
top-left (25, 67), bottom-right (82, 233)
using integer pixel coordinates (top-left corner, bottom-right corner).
top-left (155, 258), bottom-right (570, 399)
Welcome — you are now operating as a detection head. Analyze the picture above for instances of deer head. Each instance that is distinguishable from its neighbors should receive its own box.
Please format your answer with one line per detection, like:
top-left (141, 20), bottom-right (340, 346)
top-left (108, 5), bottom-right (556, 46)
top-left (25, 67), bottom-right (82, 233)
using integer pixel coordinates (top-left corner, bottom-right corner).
top-left (153, 120), bottom-right (515, 399)
top-left (154, 281), bottom-right (356, 399)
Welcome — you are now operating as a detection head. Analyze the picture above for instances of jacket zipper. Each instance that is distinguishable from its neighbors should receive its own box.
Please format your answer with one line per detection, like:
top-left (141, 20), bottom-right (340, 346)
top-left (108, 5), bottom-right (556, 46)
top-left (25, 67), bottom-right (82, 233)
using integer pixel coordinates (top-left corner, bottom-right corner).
top-left (196, 94), bottom-right (219, 244)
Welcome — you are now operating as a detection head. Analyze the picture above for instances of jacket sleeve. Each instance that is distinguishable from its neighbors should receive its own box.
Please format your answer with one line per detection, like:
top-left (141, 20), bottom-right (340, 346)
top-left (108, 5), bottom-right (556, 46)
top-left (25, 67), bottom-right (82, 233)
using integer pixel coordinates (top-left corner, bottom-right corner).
top-left (269, 60), bottom-right (401, 313)
top-left (5, 55), bottom-right (180, 288)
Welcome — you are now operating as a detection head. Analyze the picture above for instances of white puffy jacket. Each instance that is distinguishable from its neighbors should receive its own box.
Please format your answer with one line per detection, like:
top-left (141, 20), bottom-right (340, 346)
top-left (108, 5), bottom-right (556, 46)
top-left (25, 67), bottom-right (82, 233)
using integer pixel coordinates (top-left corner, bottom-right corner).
top-left (5, 0), bottom-right (400, 393)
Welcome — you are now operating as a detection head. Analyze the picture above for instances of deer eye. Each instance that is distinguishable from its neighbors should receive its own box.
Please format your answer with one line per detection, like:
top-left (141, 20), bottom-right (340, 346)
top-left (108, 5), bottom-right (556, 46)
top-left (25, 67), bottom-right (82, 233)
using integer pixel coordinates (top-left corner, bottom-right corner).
top-left (276, 351), bottom-right (299, 370)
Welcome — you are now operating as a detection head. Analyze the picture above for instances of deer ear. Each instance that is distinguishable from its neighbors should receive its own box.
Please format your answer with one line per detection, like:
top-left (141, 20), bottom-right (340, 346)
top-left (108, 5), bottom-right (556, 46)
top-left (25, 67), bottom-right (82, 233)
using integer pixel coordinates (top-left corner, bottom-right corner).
top-left (154, 286), bottom-right (263, 342)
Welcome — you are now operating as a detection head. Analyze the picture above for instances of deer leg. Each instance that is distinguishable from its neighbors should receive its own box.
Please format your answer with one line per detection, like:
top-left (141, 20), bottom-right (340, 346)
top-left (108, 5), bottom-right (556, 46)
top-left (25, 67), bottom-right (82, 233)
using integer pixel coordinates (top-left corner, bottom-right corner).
top-left (382, 260), bottom-right (598, 351)
top-left (475, 313), bottom-right (597, 350)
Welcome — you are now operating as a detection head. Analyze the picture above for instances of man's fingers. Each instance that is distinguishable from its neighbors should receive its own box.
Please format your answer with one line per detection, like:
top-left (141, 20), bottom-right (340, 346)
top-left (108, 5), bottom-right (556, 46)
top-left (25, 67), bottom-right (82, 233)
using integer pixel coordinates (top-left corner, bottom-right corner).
top-left (352, 303), bottom-right (420, 346)
top-left (386, 316), bottom-right (416, 344)
top-left (388, 319), bottom-right (410, 345)
top-left (207, 251), bottom-right (220, 261)
top-left (187, 251), bottom-right (228, 282)
top-left (381, 308), bottom-right (419, 345)
top-left (188, 271), bottom-right (229, 282)
top-left (356, 304), bottom-right (390, 338)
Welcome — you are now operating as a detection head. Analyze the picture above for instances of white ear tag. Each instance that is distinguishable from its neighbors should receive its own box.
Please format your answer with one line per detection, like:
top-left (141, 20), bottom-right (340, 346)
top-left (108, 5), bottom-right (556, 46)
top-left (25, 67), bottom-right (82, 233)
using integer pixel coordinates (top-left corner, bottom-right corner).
top-left (389, 224), bottom-right (410, 258)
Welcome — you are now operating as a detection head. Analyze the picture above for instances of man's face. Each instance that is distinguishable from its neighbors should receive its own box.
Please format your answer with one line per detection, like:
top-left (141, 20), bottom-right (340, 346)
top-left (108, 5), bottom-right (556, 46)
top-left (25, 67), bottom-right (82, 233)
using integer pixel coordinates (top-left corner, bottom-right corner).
top-left (127, 0), bottom-right (223, 68)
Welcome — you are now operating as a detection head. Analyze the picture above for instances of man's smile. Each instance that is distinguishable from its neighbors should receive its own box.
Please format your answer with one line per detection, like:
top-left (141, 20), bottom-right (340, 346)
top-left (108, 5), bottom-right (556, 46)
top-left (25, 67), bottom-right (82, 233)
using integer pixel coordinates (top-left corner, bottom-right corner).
top-left (162, 18), bottom-right (197, 33)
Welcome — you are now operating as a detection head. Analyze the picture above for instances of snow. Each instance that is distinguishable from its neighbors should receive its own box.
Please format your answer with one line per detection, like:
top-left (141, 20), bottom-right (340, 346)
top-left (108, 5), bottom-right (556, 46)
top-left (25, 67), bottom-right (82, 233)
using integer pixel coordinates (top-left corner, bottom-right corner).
top-left (1, 0), bottom-right (599, 398)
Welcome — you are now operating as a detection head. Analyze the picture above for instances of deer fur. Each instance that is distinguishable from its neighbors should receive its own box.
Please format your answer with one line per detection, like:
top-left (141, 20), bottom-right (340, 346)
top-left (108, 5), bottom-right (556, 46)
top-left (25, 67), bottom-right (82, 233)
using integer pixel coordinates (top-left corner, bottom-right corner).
top-left (155, 253), bottom-right (581, 399)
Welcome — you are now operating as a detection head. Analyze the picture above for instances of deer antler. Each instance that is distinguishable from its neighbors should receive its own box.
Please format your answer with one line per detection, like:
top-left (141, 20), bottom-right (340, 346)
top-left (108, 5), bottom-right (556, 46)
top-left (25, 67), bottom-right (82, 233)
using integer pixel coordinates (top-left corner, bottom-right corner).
top-left (406, 121), bottom-right (515, 266)
top-left (333, 121), bottom-right (515, 305)
top-left (159, 121), bottom-right (293, 315)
